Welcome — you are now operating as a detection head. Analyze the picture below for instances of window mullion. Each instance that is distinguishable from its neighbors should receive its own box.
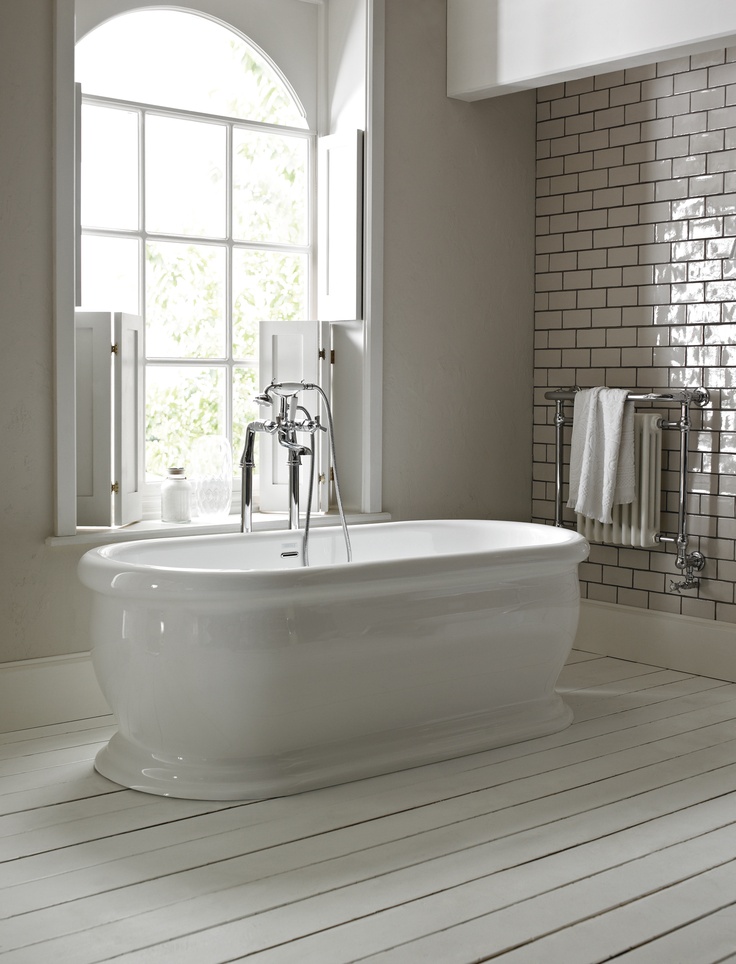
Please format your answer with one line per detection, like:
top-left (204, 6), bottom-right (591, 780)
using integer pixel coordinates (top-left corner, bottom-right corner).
top-left (309, 133), bottom-right (317, 321)
top-left (226, 120), bottom-right (234, 454)
top-left (138, 107), bottom-right (145, 319)
top-left (83, 92), bottom-right (312, 139)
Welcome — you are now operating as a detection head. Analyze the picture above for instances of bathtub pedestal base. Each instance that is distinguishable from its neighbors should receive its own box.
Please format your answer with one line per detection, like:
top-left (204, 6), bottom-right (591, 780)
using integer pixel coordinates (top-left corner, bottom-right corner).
top-left (94, 695), bottom-right (573, 800)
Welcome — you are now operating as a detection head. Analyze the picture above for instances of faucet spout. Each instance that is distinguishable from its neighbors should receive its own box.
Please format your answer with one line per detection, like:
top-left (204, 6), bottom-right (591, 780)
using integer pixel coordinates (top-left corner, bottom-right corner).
top-left (278, 434), bottom-right (312, 456)
top-left (239, 419), bottom-right (276, 533)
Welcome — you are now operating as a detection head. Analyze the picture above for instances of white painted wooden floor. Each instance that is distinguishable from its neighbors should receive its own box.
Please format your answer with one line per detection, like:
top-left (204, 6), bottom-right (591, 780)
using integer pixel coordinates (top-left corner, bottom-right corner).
top-left (4, 650), bottom-right (736, 962)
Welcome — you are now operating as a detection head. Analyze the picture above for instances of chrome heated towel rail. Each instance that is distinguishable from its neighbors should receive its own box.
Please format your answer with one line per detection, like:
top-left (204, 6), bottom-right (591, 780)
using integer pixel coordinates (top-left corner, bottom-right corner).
top-left (544, 387), bottom-right (710, 592)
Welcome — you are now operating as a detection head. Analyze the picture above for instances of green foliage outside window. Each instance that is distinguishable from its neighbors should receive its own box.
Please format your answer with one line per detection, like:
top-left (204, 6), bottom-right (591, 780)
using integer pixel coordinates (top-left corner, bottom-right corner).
top-left (142, 43), bottom-right (309, 482)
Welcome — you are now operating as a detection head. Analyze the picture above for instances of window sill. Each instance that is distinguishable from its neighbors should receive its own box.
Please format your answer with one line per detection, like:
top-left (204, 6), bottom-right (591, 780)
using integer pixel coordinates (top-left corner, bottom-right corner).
top-left (46, 511), bottom-right (392, 548)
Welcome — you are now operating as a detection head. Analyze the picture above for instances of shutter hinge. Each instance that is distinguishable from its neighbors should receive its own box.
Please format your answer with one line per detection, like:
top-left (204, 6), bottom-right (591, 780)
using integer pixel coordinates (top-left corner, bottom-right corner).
top-left (318, 348), bottom-right (336, 364)
top-left (111, 482), bottom-right (119, 494)
top-left (111, 343), bottom-right (119, 354)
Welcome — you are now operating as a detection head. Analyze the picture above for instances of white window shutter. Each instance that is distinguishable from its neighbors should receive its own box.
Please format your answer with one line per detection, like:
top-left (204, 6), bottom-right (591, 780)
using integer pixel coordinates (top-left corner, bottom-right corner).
top-left (258, 320), bottom-right (330, 514)
top-left (317, 130), bottom-right (364, 321)
top-left (74, 83), bottom-right (82, 307)
top-left (75, 311), bottom-right (113, 526)
top-left (74, 310), bottom-right (144, 528)
top-left (113, 312), bottom-right (144, 526)
top-left (315, 323), bottom-right (332, 513)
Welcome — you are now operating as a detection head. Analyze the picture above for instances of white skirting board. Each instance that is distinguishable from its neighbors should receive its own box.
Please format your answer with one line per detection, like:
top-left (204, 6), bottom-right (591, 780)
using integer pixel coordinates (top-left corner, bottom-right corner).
top-left (0, 652), bottom-right (110, 733)
top-left (1, 601), bottom-right (735, 733)
top-left (576, 599), bottom-right (736, 683)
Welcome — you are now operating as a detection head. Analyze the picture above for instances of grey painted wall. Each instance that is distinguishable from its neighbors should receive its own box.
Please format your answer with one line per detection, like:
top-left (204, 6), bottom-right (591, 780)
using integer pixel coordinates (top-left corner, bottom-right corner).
top-left (382, 0), bottom-right (535, 521)
top-left (0, 1), bottom-right (95, 662)
top-left (0, 0), bottom-right (536, 664)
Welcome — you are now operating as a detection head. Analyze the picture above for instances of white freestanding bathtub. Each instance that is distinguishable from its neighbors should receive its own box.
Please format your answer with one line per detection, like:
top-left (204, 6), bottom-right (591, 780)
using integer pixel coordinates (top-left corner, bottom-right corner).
top-left (78, 520), bottom-right (588, 800)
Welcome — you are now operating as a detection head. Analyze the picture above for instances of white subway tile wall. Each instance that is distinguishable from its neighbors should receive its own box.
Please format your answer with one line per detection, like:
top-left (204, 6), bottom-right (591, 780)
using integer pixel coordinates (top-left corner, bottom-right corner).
top-left (533, 48), bottom-right (736, 623)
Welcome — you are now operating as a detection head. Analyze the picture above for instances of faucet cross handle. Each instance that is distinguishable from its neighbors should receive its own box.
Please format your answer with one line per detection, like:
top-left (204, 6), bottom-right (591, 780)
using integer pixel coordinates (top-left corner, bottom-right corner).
top-left (294, 409), bottom-right (327, 435)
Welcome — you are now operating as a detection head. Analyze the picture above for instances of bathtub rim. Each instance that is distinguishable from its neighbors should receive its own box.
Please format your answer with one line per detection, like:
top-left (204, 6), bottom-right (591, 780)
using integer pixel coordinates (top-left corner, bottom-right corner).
top-left (78, 519), bottom-right (589, 600)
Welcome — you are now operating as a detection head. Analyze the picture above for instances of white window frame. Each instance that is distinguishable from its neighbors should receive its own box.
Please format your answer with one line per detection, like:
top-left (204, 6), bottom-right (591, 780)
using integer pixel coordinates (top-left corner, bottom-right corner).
top-left (52, 0), bottom-right (384, 538)
top-left (80, 87), bottom-right (316, 519)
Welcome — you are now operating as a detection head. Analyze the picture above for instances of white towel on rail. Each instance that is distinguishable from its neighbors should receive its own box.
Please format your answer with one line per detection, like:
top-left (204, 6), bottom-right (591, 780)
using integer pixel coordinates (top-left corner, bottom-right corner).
top-left (566, 387), bottom-right (635, 525)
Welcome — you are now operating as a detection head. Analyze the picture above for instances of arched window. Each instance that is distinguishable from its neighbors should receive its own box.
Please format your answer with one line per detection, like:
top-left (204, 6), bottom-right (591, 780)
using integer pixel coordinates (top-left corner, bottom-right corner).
top-left (76, 8), bottom-right (313, 484)
top-left (53, 0), bottom-right (381, 537)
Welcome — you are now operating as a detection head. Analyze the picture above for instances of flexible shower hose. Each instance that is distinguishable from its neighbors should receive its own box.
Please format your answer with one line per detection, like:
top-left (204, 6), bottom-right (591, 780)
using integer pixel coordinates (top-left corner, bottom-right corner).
top-left (301, 383), bottom-right (352, 568)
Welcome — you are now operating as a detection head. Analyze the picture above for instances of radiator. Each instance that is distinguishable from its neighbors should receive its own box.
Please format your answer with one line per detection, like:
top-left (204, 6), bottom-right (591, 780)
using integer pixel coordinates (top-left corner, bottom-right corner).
top-left (576, 413), bottom-right (662, 548)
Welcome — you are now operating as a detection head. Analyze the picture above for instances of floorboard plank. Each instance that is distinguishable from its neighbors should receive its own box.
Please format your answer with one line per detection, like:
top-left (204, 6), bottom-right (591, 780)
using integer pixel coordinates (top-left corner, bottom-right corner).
top-left (348, 838), bottom-right (736, 964)
top-left (2, 655), bottom-right (736, 964)
top-left (4, 693), bottom-right (733, 913)
top-left (0, 759), bottom-right (118, 803)
top-left (0, 773), bottom-right (122, 818)
top-left (0, 795), bottom-right (242, 862)
top-left (564, 649), bottom-right (602, 664)
top-left (5, 704), bottom-right (733, 879)
top-left (229, 790), bottom-right (736, 964)
top-left (6, 737), bottom-right (736, 962)
top-left (608, 902), bottom-right (736, 963)
top-left (563, 674), bottom-right (732, 722)
top-left (4, 750), bottom-right (736, 948)
top-left (0, 743), bottom-right (113, 779)
top-left (556, 656), bottom-right (668, 690)
top-left (55, 805), bottom-right (736, 964)
top-left (0, 725), bottom-right (116, 763)
top-left (492, 860), bottom-right (736, 964)
top-left (0, 717), bottom-right (114, 748)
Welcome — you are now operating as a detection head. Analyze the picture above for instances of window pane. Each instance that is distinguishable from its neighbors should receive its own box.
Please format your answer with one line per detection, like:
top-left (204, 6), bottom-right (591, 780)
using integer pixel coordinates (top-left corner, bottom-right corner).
top-left (233, 130), bottom-right (308, 244)
top-left (76, 10), bottom-right (306, 128)
top-left (146, 242), bottom-right (226, 359)
top-left (146, 366), bottom-right (225, 480)
top-left (80, 235), bottom-right (139, 314)
top-left (81, 104), bottom-right (138, 230)
top-left (145, 115), bottom-right (226, 238)
top-left (232, 249), bottom-right (307, 360)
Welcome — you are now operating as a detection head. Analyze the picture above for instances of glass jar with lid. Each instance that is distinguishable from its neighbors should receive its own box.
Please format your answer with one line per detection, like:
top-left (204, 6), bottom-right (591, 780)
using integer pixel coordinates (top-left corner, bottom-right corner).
top-left (161, 467), bottom-right (192, 523)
